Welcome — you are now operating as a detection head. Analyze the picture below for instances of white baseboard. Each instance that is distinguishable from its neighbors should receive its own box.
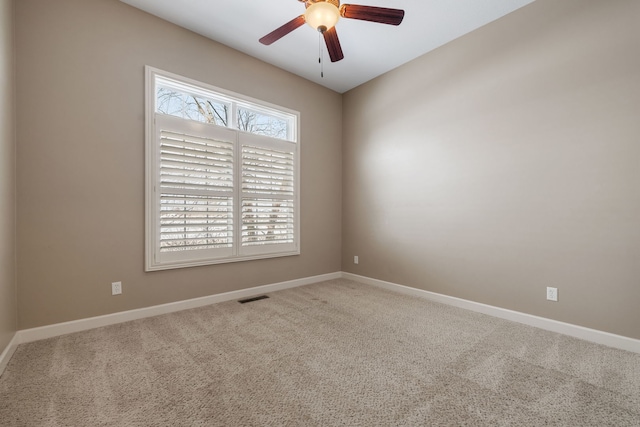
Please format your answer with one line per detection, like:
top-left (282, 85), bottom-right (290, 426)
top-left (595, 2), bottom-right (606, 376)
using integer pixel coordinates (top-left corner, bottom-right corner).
top-left (17, 272), bottom-right (342, 345)
top-left (4, 269), bottom-right (637, 379)
top-left (342, 272), bottom-right (640, 354)
top-left (0, 333), bottom-right (19, 377)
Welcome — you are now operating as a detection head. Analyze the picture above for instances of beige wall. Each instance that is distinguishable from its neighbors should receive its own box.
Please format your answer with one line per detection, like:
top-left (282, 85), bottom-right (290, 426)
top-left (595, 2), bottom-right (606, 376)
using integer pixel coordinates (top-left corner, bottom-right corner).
top-left (343, 0), bottom-right (640, 339)
top-left (11, 0), bottom-right (640, 340)
top-left (0, 0), bottom-right (17, 353)
top-left (15, 0), bottom-right (342, 329)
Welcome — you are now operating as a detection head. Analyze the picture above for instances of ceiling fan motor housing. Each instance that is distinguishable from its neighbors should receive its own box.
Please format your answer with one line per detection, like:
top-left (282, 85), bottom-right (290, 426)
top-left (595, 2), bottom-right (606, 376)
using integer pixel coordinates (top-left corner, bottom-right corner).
top-left (303, 0), bottom-right (340, 9)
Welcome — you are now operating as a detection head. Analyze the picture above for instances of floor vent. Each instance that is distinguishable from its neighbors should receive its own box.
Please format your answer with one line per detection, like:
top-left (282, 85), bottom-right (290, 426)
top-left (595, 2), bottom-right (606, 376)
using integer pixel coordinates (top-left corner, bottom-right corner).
top-left (238, 295), bottom-right (270, 304)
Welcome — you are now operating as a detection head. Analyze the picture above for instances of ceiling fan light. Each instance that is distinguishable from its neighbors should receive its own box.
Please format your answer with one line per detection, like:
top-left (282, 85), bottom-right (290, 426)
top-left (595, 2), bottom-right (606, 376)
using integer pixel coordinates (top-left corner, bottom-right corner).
top-left (304, 2), bottom-right (340, 31)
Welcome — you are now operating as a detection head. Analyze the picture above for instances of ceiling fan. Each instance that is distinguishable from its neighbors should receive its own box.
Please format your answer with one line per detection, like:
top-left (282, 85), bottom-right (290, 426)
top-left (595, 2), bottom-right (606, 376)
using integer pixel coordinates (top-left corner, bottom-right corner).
top-left (259, 0), bottom-right (405, 63)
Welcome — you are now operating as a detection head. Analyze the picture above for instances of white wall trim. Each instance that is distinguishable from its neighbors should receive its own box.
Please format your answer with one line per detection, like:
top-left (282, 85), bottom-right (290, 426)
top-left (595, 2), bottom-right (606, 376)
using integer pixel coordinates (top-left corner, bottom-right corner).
top-left (342, 272), bottom-right (640, 354)
top-left (0, 332), bottom-right (19, 377)
top-left (17, 272), bottom-right (341, 345)
top-left (5, 269), bottom-right (637, 379)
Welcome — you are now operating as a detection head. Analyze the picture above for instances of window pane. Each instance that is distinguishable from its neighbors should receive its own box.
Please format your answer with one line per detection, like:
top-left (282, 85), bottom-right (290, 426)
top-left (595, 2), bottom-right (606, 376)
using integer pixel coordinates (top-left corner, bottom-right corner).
top-left (237, 107), bottom-right (289, 140)
top-left (242, 146), bottom-right (294, 196)
top-left (159, 130), bottom-right (234, 193)
top-left (160, 194), bottom-right (233, 252)
top-left (241, 145), bottom-right (295, 247)
top-left (157, 86), bottom-right (229, 126)
top-left (241, 199), bottom-right (294, 246)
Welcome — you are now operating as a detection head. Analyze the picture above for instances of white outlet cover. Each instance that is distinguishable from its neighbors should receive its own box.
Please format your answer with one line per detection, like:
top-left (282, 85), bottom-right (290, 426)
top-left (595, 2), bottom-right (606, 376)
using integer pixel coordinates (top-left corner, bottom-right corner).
top-left (546, 287), bottom-right (558, 302)
top-left (112, 281), bottom-right (122, 295)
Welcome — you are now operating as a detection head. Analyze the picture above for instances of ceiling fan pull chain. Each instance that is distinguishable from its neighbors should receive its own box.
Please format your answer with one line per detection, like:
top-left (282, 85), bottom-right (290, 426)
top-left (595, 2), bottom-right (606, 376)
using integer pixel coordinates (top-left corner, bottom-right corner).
top-left (318, 31), bottom-right (324, 78)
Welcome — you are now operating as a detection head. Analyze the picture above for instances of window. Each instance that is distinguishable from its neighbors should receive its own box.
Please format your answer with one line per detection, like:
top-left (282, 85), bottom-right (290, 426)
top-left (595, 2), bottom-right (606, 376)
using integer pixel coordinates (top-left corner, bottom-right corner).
top-left (146, 67), bottom-right (299, 271)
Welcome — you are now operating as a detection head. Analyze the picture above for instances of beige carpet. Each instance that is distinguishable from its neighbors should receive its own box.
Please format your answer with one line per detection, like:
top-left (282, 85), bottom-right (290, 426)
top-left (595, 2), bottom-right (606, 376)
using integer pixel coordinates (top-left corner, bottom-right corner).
top-left (1, 279), bottom-right (639, 426)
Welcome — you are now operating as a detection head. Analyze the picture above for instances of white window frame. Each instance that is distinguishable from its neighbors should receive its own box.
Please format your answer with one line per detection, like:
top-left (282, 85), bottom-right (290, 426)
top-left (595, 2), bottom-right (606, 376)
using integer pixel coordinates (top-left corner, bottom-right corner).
top-left (145, 66), bottom-right (300, 271)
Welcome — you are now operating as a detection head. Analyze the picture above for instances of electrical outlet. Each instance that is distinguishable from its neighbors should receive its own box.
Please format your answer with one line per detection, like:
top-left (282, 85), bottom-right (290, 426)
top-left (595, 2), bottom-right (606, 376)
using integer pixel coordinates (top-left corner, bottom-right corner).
top-left (112, 281), bottom-right (122, 296)
top-left (354, 255), bottom-right (359, 264)
top-left (546, 287), bottom-right (558, 302)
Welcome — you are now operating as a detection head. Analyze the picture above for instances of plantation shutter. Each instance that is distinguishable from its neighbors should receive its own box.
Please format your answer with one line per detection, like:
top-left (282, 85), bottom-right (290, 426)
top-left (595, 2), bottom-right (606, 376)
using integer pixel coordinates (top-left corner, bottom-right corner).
top-left (154, 114), bottom-right (236, 264)
top-left (240, 134), bottom-right (298, 256)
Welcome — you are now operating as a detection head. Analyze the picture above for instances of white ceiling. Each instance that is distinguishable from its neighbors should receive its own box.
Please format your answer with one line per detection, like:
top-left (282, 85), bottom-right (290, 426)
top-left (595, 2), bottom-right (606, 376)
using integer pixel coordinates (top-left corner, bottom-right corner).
top-left (120, 0), bottom-right (535, 93)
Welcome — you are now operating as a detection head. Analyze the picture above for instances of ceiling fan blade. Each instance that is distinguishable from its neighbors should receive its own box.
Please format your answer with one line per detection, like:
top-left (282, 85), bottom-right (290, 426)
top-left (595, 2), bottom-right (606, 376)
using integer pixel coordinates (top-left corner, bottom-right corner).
top-left (259, 15), bottom-right (306, 45)
top-left (340, 4), bottom-right (405, 26)
top-left (323, 27), bottom-right (344, 62)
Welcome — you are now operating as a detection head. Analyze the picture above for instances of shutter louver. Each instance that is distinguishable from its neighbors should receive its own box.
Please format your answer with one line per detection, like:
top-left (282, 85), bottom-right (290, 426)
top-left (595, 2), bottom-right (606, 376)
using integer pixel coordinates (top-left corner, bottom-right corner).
top-left (159, 130), bottom-right (234, 252)
top-left (242, 145), bottom-right (295, 246)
